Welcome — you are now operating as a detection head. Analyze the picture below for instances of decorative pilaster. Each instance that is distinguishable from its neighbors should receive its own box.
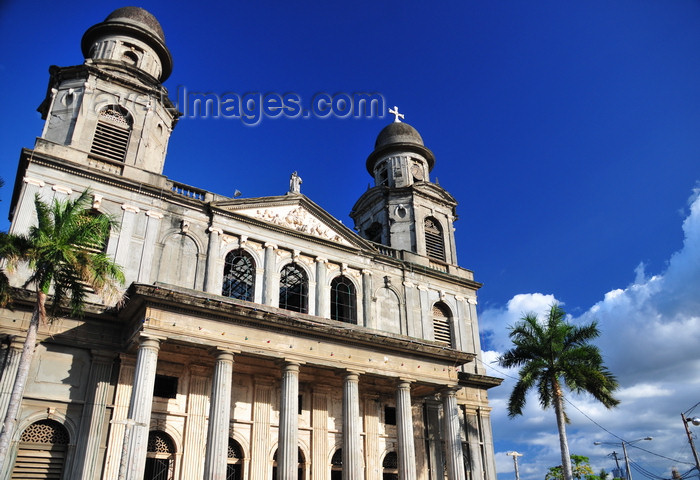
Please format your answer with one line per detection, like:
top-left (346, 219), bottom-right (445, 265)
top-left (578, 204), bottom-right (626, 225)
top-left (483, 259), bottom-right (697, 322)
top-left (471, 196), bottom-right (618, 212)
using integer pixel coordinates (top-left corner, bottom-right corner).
top-left (204, 227), bottom-right (223, 293)
top-left (262, 243), bottom-right (277, 305)
top-left (114, 204), bottom-right (140, 285)
top-left (465, 410), bottom-right (484, 480)
top-left (203, 350), bottom-right (235, 480)
top-left (311, 389), bottom-right (330, 480)
top-left (396, 380), bottom-right (416, 480)
top-left (72, 352), bottom-right (114, 480)
top-left (119, 336), bottom-right (161, 480)
top-left (278, 362), bottom-right (300, 480)
top-left (180, 365), bottom-right (211, 479)
top-left (0, 340), bottom-right (22, 424)
top-left (362, 270), bottom-right (373, 328)
top-left (315, 258), bottom-right (328, 318)
top-left (102, 359), bottom-right (134, 479)
top-left (363, 396), bottom-right (380, 480)
top-left (138, 210), bottom-right (163, 283)
top-left (9, 178), bottom-right (44, 235)
top-left (343, 371), bottom-right (364, 480)
top-left (250, 380), bottom-right (273, 479)
top-left (442, 389), bottom-right (466, 480)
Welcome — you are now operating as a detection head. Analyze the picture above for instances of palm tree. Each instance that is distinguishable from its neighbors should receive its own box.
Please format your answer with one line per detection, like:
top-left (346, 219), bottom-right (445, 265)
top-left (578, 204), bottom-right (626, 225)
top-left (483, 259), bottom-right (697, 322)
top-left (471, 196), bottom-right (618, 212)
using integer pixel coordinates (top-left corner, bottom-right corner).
top-left (0, 190), bottom-right (124, 468)
top-left (498, 304), bottom-right (619, 480)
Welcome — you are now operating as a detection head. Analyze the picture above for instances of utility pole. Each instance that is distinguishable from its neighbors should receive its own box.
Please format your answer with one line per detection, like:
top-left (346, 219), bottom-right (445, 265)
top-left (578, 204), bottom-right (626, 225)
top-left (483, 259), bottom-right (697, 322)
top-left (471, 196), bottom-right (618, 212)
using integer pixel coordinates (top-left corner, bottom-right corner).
top-left (621, 441), bottom-right (633, 480)
top-left (609, 451), bottom-right (622, 478)
top-left (681, 413), bottom-right (700, 477)
top-left (507, 451), bottom-right (523, 480)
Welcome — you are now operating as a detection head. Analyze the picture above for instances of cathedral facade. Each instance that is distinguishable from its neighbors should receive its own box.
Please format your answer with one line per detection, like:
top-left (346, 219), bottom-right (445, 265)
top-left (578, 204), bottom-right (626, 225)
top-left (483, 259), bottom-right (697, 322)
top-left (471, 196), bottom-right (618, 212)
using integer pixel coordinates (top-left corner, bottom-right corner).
top-left (0, 7), bottom-right (501, 480)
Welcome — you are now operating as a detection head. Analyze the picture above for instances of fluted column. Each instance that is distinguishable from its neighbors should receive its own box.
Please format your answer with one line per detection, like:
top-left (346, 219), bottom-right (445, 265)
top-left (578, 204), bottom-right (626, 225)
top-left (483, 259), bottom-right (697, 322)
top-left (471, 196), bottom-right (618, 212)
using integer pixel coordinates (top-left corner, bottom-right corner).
top-left (204, 227), bottom-right (223, 293)
top-left (262, 243), bottom-right (277, 305)
top-left (204, 350), bottom-right (235, 480)
top-left (119, 336), bottom-right (160, 480)
top-left (73, 352), bottom-right (114, 480)
top-left (396, 380), bottom-right (416, 480)
top-left (442, 389), bottom-right (466, 480)
top-left (343, 371), bottom-right (363, 480)
top-left (278, 362), bottom-right (300, 480)
top-left (180, 365), bottom-right (211, 479)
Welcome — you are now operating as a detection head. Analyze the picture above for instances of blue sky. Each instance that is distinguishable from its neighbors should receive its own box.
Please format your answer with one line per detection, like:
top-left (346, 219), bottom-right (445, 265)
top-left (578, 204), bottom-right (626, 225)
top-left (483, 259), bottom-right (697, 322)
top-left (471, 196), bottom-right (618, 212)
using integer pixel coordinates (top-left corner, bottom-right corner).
top-left (1, 1), bottom-right (700, 478)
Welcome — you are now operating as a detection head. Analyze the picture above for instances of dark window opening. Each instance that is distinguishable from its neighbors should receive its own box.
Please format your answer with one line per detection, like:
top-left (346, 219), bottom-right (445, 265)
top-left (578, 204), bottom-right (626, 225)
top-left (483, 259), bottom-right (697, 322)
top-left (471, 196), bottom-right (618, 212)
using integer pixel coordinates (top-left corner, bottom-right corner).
top-left (331, 448), bottom-right (342, 480)
top-left (366, 222), bottom-right (382, 244)
top-left (424, 217), bottom-right (446, 261)
top-left (330, 276), bottom-right (356, 323)
top-left (227, 438), bottom-right (243, 480)
top-left (279, 263), bottom-right (308, 313)
top-left (384, 406), bottom-right (396, 426)
top-left (222, 249), bottom-right (255, 301)
top-left (382, 451), bottom-right (399, 480)
top-left (144, 431), bottom-right (175, 480)
top-left (154, 375), bottom-right (178, 399)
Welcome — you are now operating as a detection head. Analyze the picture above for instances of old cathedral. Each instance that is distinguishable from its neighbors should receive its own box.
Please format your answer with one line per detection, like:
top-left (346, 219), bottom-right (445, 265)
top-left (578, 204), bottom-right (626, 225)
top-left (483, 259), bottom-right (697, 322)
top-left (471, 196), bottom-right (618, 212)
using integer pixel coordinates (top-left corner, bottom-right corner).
top-left (0, 7), bottom-right (501, 480)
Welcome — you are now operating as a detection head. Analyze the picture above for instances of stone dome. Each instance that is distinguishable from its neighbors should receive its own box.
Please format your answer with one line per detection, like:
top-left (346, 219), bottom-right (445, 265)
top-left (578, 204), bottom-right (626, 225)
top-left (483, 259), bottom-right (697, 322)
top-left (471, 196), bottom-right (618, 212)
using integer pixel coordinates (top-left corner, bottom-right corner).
top-left (81, 6), bottom-right (172, 82)
top-left (375, 122), bottom-right (424, 149)
top-left (105, 7), bottom-right (166, 42)
top-left (366, 121), bottom-right (435, 175)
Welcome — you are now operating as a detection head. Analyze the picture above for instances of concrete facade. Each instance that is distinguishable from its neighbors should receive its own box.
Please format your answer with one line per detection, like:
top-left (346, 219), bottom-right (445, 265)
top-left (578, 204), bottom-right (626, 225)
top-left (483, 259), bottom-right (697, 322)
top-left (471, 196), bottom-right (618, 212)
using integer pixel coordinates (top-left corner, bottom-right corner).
top-left (0, 7), bottom-right (501, 480)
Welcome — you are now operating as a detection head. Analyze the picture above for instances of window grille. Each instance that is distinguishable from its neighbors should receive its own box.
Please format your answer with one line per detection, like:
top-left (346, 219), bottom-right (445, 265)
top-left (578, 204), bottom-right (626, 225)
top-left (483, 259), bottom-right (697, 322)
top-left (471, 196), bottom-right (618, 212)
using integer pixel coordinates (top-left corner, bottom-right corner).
top-left (330, 276), bottom-right (356, 323)
top-left (424, 217), bottom-right (446, 262)
top-left (432, 302), bottom-right (452, 346)
top-left (226, 439), bottom-right (243, 480)
top-left (90, 106), bottom-right (131, 163)
top-left (222, 249), bottom-right (255, 301)
top-left (279, 263), bottom-right (308, 313)
top-left (382, 451), bottom-right (399, 480)
top-left (12, 420), bottom-right (69, 480)
top-left (144, 431), bottom-right (175, 480)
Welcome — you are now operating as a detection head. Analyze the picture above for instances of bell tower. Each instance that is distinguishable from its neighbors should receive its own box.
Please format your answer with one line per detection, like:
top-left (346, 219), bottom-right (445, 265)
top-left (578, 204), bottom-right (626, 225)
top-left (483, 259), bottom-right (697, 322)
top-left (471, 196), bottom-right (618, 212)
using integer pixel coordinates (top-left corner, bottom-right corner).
top-left (351, 109), bottom-right (459, 265)
top-left (36, 7), bottom-right (178, 180)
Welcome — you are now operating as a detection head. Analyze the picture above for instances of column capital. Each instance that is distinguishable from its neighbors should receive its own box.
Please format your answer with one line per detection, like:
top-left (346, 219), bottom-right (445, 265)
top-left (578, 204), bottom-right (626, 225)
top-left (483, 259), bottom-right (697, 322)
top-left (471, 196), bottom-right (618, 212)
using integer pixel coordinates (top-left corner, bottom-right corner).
top-left (315, 257), bottom-right (327, 263)
top-left (208, 226), bottom-right (223, 235)
top-left (23, 176), bottom-right (45, 187)
top-left (209, 348), bottom-right (238, 361)
top-left (145, 210), bottom-right (163, 219)
top-left (343, 370), bottom-right (363, 381)
top-left (264, 242), bottom-right (277, 249)
top-left (281, 360), bottom-right (302, 373)
top-left (52, 184), bottom-right (73, 195)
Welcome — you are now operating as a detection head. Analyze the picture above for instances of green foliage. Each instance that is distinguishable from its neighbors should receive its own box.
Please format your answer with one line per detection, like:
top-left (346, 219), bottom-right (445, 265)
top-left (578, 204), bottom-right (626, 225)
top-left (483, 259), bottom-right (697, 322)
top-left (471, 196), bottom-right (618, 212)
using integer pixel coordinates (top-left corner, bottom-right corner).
top-left (498, 304), bottom-right (619, 418)
top-left (1, 189), bottom-right (125, 315)
top-left (546, 455), bottom-right (596, 480)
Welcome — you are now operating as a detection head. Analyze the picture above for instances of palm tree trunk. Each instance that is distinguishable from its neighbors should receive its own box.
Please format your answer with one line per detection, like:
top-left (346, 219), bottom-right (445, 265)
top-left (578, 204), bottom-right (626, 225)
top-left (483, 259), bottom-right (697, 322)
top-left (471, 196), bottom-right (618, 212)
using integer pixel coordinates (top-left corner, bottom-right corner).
top-left (552, 380), bottom-right (573, 480)
top-left (0, 292), bottom-right (45, 469)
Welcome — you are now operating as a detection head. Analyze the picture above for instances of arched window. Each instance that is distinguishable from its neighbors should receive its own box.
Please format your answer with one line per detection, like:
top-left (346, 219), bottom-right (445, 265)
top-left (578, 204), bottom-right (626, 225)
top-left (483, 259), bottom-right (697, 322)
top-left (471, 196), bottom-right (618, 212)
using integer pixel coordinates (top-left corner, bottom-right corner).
top-left (90, 105), bottom-right (132, 163)
top-left (330, 276), bottom-right (356, 323)
top-left (227, 438), bottom-right (243, 480)
top-left (424, 217), bottom-right (446, 262)
top-left (279, 263), bottom-right (308, 313)
top-left (330, 448), bottom-right (342, 480)
top-left (222, 249), bottom-right (255, 301)
top-left (11, 419), bottom-right (69, 479)
top-left (144, 430), bottom-right (175, 480)
top-left (432, 302), bottom-right (453, 347)
top-left (382, 451), bottom-right (399, 480)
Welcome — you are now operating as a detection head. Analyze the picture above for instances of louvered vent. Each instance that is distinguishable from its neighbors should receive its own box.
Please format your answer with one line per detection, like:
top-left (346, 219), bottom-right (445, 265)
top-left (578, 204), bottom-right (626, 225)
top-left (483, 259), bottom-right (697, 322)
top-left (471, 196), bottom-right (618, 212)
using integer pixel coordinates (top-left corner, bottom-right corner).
top-left (90, 107), bottom-right (131, 162)
top-left (425, 217), bottom-right (446, 261)
top-left (432, 303), bottom-right (452, 346)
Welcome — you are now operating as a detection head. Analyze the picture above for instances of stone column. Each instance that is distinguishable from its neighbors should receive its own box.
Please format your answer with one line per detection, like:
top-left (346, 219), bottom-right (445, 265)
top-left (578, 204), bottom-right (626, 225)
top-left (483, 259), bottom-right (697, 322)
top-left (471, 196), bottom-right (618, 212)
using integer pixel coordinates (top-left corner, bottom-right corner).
top-left (203, 350), bottom-right (235, 480)
top-left (0, 339), bottom-right (22, 424)
top-left (363, 396), bottom-right (380, 480)
top-left (72, 352), bottom-right (114, 480)
top-left (362, 270), bottom-right (373, 328)
top-left (278, 362), bottom-right (300, 480)
top-left (262, 243), bottom-right (277, 305)
top-left (480, 408), bottom-right (497, 480)
top-left (343, 371), bottom-right (363, 480)
top-left (119, 336), bottom-right (160, 480)
top-left (204, 227), bottom-right (223, 294)
top-left (442, 389), bottom-right (466, 480)
top-left (465, 410), bottom-right (484, 480)
top-left (396, 380), bottom-right (416, 480)
top-left (315, 258), bottom-right (328, 318)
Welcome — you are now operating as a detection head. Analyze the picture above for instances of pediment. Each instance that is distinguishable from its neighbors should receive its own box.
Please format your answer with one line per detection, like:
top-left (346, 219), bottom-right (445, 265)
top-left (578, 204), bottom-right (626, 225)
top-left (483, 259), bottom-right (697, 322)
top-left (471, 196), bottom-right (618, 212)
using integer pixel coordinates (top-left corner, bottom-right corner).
top-left (213, 195), bottom-right (371, 249)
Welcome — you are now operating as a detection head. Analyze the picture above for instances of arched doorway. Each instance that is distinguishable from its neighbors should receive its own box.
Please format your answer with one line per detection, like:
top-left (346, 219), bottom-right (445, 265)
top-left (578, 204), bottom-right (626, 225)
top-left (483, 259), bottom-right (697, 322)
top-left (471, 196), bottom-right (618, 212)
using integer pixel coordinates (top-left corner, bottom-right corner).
top-left (144, 430), bottom-right (175, 480)
top-left (11, 419), bottom-right (69, 479)
top-left (330, 448), bottom-right (342, 480)
top-left (382, 451), bottom-right (398, 480)
top-left (226, 438), bottom-right (243, 480)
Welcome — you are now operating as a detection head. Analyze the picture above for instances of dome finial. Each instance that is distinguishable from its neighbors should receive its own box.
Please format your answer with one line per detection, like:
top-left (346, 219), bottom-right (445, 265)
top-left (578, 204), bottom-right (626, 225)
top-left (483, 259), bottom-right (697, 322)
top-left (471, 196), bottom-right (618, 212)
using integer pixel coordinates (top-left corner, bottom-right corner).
top-left (388, 106), bottom-right (404, 123)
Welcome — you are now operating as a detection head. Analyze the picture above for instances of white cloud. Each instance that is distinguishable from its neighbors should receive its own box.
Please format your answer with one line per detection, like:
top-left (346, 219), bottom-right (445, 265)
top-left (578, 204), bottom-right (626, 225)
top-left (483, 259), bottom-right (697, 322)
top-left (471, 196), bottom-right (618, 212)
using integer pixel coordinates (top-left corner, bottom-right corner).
top-left (484, 189), bottom-right (700, 480)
